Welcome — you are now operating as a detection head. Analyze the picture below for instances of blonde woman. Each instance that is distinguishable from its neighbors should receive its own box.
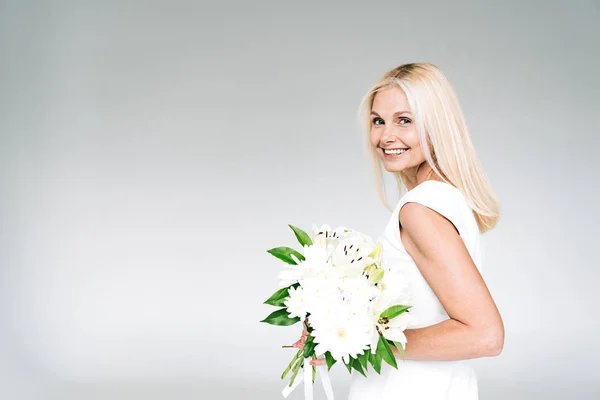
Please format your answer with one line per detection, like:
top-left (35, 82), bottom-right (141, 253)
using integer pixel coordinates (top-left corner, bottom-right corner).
top-left (294, 63), bottom-right (504, 399)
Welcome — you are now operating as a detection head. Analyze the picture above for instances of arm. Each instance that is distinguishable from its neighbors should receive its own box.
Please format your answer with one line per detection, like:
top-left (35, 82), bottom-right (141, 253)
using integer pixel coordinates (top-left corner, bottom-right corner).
top-left (395, 201), bottom-right (504, 361)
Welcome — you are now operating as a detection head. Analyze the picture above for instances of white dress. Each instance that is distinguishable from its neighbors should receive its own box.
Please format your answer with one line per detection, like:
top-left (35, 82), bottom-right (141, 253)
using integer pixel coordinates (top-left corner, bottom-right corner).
top-left (348, 180), bottom-right (485, 400)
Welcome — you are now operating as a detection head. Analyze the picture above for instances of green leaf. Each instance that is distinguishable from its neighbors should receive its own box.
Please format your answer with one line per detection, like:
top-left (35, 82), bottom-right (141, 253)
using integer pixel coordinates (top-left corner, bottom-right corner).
top-left (392, 341), bottom-right (406, 361)
top-left (263, 283), bottom-right (300, 307)
top-left (302, 335), bottom-right (316, 358)
top-left (377, 335), bottom-right (397, 369)
top-left (288, 224), bottom-right (313, 247)
top-left (266, 247), bottom-right (305, 265)
top-left (357, 350), bottom-right (369, 371)
top-left (379, 304), bottom-right (412, 320)
top-left (343, 356), bottom-right (353, 373)
top-left (324, 351), bottom-right (337, 371)
top-left (368, 351), bottom-right (382, 374)
top-left (351, 358), bottom-right (367, 377)
top-left (260, 308), bottom-right (301, 326)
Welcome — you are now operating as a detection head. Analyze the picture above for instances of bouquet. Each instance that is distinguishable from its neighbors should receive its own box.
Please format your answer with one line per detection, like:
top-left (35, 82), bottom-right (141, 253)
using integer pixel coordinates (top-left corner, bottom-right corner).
top-left (260, 223), bottom-right (415, 399)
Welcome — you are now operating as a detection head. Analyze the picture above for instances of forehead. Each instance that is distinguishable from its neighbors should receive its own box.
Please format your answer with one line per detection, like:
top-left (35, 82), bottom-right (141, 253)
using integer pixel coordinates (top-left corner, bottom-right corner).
top-left (372, 86), bottom-right (410, 112)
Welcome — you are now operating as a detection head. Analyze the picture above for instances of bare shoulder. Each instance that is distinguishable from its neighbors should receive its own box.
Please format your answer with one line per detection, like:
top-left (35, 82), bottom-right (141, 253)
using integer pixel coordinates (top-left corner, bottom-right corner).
top-left (398, 200), bottom-right (461, 258)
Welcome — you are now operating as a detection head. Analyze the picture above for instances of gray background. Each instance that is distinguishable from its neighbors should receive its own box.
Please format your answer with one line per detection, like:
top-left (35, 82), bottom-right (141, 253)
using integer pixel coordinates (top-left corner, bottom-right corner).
top-left (1, 1), bottom-right (599, 399)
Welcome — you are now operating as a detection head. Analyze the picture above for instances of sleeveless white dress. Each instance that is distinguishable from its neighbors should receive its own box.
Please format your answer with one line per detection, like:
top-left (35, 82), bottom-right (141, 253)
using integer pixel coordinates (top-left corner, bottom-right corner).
top-left (348, 180), bottom-right (485, 400)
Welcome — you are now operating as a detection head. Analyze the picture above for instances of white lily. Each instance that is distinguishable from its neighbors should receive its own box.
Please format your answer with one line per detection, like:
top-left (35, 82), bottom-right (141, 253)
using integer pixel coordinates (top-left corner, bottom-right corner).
top-left (367, 294), bottom-right (414, 354)
top-left (368, 242), bottom-right (384, 266)
top-left (310, 223), bottom-right (341, 255)
top-left (331, 235), bottom-right (376, 278)
top-left (378, 267), bottom-right (415, 306)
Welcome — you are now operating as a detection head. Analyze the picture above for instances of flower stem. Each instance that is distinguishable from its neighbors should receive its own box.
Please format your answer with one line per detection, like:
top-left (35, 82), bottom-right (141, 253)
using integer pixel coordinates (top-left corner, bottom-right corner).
top-left (281, 349), bottom-right (303, 380)
top-left (288, 357), bottom-right (304, 387)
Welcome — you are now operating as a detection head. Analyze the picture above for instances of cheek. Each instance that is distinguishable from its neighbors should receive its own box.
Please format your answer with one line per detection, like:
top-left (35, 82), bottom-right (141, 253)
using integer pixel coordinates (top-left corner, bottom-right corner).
top-left (404, 131), bottom-right (427, 161)
top-left (369, 130), bottom-right (378, 147)
top-left (410, 145), bottom-right (428, 162)
top-left (404, 130), bottom-right (421, 148)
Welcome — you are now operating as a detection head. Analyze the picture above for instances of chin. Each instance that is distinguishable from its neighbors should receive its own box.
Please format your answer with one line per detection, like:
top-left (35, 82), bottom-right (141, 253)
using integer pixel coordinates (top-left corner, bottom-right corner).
top-left (383, 164), bottom-right (405, 173)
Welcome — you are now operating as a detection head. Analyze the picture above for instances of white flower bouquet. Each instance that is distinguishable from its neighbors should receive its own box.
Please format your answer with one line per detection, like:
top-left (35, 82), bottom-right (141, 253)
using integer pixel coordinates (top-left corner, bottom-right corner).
top-left (260, 224), bottom-right (415, 399)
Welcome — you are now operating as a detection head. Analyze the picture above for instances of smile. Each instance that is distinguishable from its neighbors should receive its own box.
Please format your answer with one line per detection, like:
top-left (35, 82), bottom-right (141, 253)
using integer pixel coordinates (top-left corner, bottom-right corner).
top-left (383, 148), bottom-right (408, 155)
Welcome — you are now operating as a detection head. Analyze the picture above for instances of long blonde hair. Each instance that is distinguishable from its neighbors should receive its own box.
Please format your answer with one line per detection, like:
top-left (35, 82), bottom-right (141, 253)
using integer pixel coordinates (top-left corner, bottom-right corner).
top-left (358, 63), bottom-right (500, 233)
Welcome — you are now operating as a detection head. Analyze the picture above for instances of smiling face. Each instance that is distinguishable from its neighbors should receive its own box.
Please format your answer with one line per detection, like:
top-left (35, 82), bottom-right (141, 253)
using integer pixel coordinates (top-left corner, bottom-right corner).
top-left (369, 86), bottom-right (431, 180)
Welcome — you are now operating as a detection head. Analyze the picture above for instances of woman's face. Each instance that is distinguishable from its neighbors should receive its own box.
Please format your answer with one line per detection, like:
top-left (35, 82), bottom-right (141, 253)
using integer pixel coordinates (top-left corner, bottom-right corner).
top-left (369, 86), bottom-right (428, 176)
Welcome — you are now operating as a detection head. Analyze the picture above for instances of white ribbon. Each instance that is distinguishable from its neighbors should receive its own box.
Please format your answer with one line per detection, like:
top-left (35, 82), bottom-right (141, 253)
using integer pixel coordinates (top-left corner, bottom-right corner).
top-left (317, 364), bottom-right (334, 399)
top-left (282, 357), bottom-right (334, 400)
top-left (303, 357), bottom-right (313, 400)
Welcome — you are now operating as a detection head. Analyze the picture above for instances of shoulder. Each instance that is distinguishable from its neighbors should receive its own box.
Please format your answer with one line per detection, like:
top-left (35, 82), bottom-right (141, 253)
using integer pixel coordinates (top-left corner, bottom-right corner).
top-left (398, 181), bottom-right (470, 242)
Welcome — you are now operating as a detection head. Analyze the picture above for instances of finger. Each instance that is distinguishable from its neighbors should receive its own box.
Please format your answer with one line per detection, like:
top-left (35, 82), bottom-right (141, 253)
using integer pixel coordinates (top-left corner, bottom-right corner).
top-left (309, 358), bottom-right (326, 366)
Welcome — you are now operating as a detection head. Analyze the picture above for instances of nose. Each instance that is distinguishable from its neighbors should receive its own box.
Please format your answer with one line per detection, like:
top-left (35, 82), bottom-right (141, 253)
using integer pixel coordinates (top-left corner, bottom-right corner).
top-left (380, 126), bottom-right (396, 144)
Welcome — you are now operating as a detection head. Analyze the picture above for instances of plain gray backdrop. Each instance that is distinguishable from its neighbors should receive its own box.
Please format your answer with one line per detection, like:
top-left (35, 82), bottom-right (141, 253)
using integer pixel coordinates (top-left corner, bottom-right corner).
top-left (1, 1), bottom-right (599, 399)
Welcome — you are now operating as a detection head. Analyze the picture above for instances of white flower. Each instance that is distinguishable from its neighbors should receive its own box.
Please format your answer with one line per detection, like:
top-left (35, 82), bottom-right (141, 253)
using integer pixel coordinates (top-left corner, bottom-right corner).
top-left (305, 289), bottom-right (344, 328)
top-left (378, 267), bottom-right (415, 306)
top-left (311, 302), bottom-right (373, 364)
top-left (284, 285), bottom-right (309, 320)
top-left (369, 311), bottom-right (413, 352)
top-left (300, 273), bottom-right (341, 302)
top-left (312, 223), bottom-right (333, 238)
top-left (311, 224), bottom-right (362, 253)
top-left (331, 235), bottom-right (376, 278)
top-left (367, 295), bottom-right (414, 354)
top-left (383, 311), bottom-right (412, 343)
top-left (338, 276), bottom-right (379, 305)
top-left (354, 231), bottom-right (376, 249)
top-left (366, 268), bottom-right (415, 353)
top-left (277, 244), bottom-right (330, 287)
top-left (368, 242), bottom-right (383, 266)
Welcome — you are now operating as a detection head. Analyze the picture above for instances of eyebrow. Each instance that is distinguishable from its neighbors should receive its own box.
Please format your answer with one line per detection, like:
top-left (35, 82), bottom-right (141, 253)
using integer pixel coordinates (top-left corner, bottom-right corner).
top-left (370, 110), bottom-right (412, 117)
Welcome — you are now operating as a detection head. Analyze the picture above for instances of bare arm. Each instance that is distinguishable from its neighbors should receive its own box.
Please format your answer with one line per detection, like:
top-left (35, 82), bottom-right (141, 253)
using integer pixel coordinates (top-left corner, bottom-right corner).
top-left (395, 202), bottom-right (504, 361)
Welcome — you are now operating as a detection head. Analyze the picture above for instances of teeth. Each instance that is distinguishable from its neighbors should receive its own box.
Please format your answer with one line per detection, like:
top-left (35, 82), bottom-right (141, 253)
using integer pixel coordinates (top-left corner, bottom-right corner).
top-left (384, 148), bottom-right (408, 155)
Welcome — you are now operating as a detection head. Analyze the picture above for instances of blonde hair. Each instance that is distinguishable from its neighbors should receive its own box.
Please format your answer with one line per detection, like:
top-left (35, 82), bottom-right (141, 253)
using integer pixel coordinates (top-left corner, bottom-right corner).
top-left (358, 63), bottom-right (500, 233)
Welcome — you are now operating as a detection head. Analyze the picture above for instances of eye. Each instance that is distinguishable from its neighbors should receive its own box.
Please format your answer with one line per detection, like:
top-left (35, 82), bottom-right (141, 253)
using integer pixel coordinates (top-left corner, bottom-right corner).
top-left (372, 117), bottom-right (384, 126)
top-left (398, 117), bottom-right (411, 125)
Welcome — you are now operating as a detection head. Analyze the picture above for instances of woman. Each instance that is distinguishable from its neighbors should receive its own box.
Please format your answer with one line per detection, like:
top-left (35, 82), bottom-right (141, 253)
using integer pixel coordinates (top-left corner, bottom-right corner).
top-left (294, 63), bottom-right (504, 399)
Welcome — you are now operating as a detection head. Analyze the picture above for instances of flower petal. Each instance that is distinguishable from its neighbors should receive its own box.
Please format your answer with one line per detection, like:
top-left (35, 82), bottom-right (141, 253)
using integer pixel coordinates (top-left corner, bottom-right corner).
top-left (383, 328), bottom-right (407, 344)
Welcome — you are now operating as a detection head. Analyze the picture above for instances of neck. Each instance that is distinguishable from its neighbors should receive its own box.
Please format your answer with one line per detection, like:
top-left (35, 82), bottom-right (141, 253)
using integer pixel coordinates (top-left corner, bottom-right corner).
top-left (403, 162), bottom-right (441, 191)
